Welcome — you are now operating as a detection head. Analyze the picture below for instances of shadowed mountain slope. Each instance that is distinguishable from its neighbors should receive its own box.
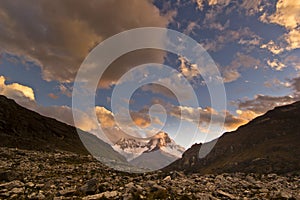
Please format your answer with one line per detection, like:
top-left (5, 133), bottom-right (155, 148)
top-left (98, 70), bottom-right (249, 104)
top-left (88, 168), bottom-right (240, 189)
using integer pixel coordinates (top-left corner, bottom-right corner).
top-left (0, 95), bottom-right (126, 163)
top-left (165, 101), bottom-right (300, 174)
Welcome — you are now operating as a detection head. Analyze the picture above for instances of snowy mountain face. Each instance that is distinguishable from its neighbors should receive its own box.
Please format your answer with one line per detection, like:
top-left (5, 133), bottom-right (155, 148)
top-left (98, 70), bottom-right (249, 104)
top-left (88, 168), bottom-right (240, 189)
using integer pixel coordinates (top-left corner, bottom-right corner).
top-left (112, 132), bottom-right (185, 162)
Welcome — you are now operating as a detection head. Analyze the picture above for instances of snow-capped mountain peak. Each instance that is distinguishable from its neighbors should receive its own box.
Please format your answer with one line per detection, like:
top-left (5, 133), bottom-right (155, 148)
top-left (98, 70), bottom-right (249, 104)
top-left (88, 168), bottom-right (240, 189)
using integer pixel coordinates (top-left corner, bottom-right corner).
top-left (112, 131), bottom-right (185, 161)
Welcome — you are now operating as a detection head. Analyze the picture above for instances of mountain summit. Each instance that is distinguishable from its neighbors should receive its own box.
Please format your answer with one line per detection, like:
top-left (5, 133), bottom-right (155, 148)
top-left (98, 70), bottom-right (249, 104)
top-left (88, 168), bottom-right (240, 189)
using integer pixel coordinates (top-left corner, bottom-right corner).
top-left (113, 131), bottom-right (185, 170)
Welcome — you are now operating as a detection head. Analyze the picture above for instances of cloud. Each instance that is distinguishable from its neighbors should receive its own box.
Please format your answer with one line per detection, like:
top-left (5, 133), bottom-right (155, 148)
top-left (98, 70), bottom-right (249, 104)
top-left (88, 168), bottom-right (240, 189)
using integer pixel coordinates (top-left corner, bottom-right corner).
top-left (259, 0), bottom-right (300, 51)
top-left (267, 59), bottom-right (286, 71)
top-left (0, 76), bottom-right (35, 105)
top-left (235, 75), bottom-right (300, 118)
top-left (141, 84), bottom-right (176, 99)
top-left (222, 69), bottom-right (241, 83)
top-left (48, 93), bottom-right (59, 99)
top-left (207, 0), bottom-right (230, 6)
top-left (284, 29), bottom-right (300, 51)
top-left (140, 72), bottom-right (196, 100)
top-left (260, 40), bottom-right (285, 55)
top-left (193, 0), bottom-right (204, 10)
top-left (0, 0), bottom-right (173, 86)
top-left (146, 98), bottom-right (246, 131)
top-left (291, 76), bottom-right (300, 93)
top-left (178, 56), bottom-right (201, 80)
top-left (235, 109), bottom-right (260, 121)
top-left (202, 27), bottom-right (262, 52)
top-left (267, 0), bottom-right (300, 30)
top-left (0, 76), bottom-right (165, 141)
top-left (284, 55), bottom-right (300, 71)
top-left (130, 111), bottom-right (163, 128)
top-left (59, 84), bottom-right (72, 97)
top-left (193, 0), bottom-right (230, 9)
top-left (171, 105), bottom-right (246, 131)
top-left (0, 75), bottom-right (99, 132)
top-left (236, 94), bottom-right (298, 114)
top-left (95, 106), bottom-right (115, 128)
top-left (240, 0), bottom-right (263, 16)
top-left (202, 7), bottom-right (230, 31)
top-left (221, 53), bottom-right (261, 83)
top-left (184, 21), bottom-right (200, 34)
top-left (238, 37), bottom-right (261, 46)
top-left (264, 78), bottom-right (291, 88)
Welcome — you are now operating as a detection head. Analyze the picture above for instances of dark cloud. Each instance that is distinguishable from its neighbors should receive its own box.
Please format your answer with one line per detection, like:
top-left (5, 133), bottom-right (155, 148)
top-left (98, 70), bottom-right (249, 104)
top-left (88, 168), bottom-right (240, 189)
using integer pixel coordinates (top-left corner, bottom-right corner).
top-left (0, 0), bottom-right (173, 85)
top-left (291, 76), bottom-right (300, 93)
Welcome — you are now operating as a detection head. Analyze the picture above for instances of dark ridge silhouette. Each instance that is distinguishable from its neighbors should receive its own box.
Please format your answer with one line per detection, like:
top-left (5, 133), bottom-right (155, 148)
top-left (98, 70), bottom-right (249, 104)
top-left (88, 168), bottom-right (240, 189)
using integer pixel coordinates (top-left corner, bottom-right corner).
top-left (164, 101), bottom-right (300, 174)
top-left (0, 95), bottom-right (126, 163)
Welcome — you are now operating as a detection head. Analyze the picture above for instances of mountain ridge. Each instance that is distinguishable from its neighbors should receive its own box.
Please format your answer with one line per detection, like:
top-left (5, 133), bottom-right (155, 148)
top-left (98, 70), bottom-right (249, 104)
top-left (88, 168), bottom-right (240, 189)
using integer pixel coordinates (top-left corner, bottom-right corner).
top-left (0, 95), bottom-right (127, 163)
top-left (164, 101), bottom-right (300, 174)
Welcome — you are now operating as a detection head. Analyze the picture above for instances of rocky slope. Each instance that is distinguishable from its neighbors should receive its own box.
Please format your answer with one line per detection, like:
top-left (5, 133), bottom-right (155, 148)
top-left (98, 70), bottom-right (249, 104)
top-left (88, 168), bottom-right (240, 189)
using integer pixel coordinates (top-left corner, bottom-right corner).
top-left (165, 101), bottom-right (300, 174)
top-left (1, 147), bottom-right (299, 199)
top-left (0, 95), bottom-right (127, 164)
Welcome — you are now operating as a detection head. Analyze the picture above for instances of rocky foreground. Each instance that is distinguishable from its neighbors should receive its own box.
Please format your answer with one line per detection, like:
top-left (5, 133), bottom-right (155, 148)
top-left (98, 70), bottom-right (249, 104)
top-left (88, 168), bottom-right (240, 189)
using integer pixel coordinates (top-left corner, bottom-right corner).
top-left (0, 147), bottom-right (299, 200)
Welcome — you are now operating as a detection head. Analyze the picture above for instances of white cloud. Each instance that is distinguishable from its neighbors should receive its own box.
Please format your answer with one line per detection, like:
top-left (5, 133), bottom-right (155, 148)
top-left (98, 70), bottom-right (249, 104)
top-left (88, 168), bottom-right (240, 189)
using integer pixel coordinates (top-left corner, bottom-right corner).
top-left (259, 0), bottom-right (300, 52)
top-left (240, 0), bottom-right (263, 16)
top-left (222, 69), bottom-right (241, 83)
top-left (0, 76), bottom-right (36, 110)
top-left (285, 29), bottom-right (300, 51)
top-left (264, 78), bottom-right (291, 88)
top-left (178, 56), bottom-right (201, 80)
top-left (267, 59), bottom-right (286, 71)
top-left (268, 0), bottom-right (300, 30)
top-left (260, 40), bottom-right (285, 55)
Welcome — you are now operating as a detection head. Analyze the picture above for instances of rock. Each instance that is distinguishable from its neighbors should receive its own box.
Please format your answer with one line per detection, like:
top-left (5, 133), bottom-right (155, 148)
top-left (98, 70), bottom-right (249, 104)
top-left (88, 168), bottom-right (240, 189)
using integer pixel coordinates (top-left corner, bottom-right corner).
top-left (0, 147), bottom-right (299, 200)
top-left (170, 171), bottom-right (185, 179)
top-left (37, 192), bottom-right (46, 199)
top-left (0, 192), bottom-right (10, 198)
top-left (59, 189), bottom-right (76, 196)
top-left (279, 190), bottom-right (293, 199)
top-left (246, 175), bottom-right (257, 184)
top-left (136, 184), bottom-right (143, 191)
top-left (0, 170), bottom-right (15, 182)
top-left (216, 190), bottom-right (237, 199)
top-left (259, 188), bottom-right (269, 193)
top-left (0, 180), bottom-right (24, 189)
top-left (82, 191), bottom-right (119, 200)
top-left (53, 197), bottom-right (62, 200)
top-left (35, 183), bottom-right (44, 189)
top-left (80, 179), bottom-right (98, 195)
top-left (11, 187), bottom-right (24, 194)
top-left (163, 176), bottom-right (172, 181)
top-left (26, 182), bottom-right (35, 188)
top-left (194, 193), bottom-right (213, 200)
top-left (146, 180), bottom-right (156, 187)
top-left (152, 184), bottom-right (166, 191)
top-left (267, 174), bottom-right (277, 179)
top-left (125, 182), bottom-right (135, 190)
top-left (28, 192), bottom-right (37, 199)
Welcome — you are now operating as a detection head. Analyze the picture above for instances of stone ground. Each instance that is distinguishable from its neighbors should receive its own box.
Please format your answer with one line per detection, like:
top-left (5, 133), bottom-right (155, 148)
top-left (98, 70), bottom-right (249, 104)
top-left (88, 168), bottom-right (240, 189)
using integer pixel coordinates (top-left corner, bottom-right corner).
top-left (0, 147), bottom-right (299, 200)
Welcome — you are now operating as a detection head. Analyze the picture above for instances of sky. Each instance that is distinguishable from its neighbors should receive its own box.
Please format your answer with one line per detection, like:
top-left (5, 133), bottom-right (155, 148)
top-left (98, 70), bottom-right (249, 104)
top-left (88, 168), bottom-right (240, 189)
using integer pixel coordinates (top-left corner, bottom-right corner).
top-left (0, 0), bottom-right (299, 148)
